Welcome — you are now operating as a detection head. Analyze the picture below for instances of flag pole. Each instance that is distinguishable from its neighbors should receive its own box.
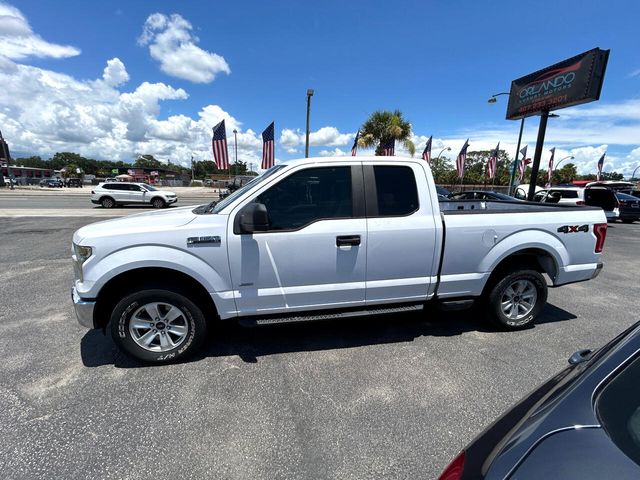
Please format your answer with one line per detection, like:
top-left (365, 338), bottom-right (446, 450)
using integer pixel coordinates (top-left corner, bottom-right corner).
top-left (508, 117), bottom-right (525, 196)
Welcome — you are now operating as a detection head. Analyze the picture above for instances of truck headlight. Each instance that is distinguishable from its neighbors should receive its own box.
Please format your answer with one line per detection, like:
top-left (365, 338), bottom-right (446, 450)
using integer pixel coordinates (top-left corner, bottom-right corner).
top-left (73, 244), bottom-right (93, 265)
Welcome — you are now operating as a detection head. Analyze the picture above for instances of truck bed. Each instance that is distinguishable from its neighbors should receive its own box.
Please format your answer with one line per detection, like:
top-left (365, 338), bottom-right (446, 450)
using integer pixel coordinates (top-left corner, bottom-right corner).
top-left (436, 200), bottom-right (605, 299)
top-left (439, 199), bottom-right (601, 214)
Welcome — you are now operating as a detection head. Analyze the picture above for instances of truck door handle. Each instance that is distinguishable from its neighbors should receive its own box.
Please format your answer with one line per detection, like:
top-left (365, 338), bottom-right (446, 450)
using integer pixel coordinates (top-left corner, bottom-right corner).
top-left (336, 235), bottom-right (361, 247)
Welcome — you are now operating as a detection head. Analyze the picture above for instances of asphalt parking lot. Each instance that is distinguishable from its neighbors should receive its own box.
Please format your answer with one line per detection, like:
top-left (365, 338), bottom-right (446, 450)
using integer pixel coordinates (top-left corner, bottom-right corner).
top-left (0, 215), bottom-right (638, 479)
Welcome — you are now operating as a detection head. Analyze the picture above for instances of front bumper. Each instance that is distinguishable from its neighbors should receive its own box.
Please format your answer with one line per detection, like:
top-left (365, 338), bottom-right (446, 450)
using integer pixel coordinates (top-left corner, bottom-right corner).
top-left (167, 197), bottom-right (178, 204)
top-left (72, 287), bottom-right (96, 328)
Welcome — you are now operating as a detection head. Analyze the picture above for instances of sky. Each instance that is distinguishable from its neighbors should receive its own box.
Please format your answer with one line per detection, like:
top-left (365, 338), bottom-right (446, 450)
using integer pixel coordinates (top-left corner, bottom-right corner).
top-left (0, 0), bottom-right (639, 176)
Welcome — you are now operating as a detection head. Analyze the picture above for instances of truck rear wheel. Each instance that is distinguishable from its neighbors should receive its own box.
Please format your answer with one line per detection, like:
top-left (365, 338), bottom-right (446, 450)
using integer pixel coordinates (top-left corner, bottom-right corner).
top-left (110, 289), bottom-right (207, 363)
top-left (485, 269), bottom-right (547, 330)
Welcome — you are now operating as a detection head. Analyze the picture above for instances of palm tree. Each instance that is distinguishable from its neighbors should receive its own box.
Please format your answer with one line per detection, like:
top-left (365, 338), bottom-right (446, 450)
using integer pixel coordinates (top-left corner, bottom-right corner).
top-left (358, 110), bottom-right (415, 156)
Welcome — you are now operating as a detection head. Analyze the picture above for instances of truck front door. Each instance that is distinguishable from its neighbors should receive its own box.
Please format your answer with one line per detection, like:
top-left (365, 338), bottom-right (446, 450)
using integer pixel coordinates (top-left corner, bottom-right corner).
top-left (227, 164), bottom-right (367, 316)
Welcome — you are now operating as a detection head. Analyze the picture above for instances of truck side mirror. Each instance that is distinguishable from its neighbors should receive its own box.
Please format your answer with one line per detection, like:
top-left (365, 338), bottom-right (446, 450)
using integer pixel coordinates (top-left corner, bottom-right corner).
top-left (239, 203), bottom-right (270, 233)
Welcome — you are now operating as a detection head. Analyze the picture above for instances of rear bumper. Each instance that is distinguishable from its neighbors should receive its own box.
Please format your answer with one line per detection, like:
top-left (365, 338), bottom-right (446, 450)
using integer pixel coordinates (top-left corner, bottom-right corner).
top-left (71, 287), bottom-right (96, 328)
top-left (555, 262), bottom-right (603, 286)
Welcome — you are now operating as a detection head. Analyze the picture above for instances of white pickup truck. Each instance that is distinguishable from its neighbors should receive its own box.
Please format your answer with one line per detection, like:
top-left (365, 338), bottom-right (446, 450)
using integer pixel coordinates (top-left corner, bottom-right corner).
top-left (72, 156), bottom-right (608, 363)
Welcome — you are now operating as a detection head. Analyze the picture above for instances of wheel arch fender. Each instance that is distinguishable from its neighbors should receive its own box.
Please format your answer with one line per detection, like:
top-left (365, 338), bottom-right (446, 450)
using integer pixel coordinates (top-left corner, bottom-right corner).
top-left (84, 245), bottom-right (231, 327)
top-left (479, 229), bottom-right (569, 287)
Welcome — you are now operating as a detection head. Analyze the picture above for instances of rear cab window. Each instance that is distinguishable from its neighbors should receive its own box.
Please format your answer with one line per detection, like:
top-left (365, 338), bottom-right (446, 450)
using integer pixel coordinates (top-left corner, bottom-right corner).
top-left (369, 165), bottom-right (419, 216)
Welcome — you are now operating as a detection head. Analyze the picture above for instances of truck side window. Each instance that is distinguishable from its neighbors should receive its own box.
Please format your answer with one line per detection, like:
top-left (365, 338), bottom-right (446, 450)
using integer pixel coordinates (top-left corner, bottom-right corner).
top-left (256, 167), bottom-right (353, 231)
top-left (373, 166), bottom-right (419, 216)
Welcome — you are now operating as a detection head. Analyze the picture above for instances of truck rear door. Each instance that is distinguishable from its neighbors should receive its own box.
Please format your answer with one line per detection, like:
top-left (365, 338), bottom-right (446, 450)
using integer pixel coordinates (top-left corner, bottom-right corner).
top-left (362, 162), bottom-right (439, 304)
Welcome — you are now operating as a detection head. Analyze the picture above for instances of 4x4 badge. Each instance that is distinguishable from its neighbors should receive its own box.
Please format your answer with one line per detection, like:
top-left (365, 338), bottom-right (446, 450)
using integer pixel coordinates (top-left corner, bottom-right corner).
top-left (557, 225), bottom-right (589, 234)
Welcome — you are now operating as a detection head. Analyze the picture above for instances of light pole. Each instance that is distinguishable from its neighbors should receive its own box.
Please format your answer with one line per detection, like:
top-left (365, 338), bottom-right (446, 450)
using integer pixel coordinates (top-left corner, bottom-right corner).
top-left (630, 165), bottom-right (639, 182)
top-left (548, 154), bottom-right (573, 186)
top-left (436, 146), bottom-right (451, 162)
top-left (488, 92), bottom-right (523, 196)
top-left (233, 129), bottom-right (238, 174)
top-left (305, 89), bottom-right (314, 158)
top-left (553, 155), bottom-right (575, 172)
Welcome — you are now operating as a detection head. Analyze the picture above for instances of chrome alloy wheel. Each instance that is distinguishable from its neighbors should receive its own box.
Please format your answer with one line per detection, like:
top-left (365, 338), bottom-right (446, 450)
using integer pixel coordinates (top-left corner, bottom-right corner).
top-left (500, 279), bottom-right (537, 321)
top-left (129, 302), bottom-right (189, 352)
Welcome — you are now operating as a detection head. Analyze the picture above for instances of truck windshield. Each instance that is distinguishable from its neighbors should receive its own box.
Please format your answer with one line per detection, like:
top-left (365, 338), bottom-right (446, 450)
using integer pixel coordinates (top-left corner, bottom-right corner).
top-left (210, 165), bottom-right (287, 214)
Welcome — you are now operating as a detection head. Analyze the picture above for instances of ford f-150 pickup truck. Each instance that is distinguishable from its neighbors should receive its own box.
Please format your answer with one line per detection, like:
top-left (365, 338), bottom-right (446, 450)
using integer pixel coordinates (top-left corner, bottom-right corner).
top-left (71, 156), bottom-right (608, 363)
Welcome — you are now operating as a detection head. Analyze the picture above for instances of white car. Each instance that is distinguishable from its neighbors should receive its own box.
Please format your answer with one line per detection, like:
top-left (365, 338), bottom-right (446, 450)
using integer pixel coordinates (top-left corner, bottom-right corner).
top-left (73, 156), bottom-right (607, 363)
top-left (91, 182), bottom-right (177, 209)
top-left (533, 186), bottom-right (619, 221)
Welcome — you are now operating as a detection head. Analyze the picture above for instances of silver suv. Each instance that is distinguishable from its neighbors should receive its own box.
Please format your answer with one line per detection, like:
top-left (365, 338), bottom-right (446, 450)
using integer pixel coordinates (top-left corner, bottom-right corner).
top-left (91, 182), bottom-right (177, 209)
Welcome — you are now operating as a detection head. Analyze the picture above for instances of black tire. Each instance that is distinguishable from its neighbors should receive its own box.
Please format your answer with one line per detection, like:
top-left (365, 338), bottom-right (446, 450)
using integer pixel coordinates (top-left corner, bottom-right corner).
top-left (484, 269), bottom-right (547, 330)
top-left (151, 197), bottom-right (166, 209)
top-left (101, 196), bottom-right (115, 208)
top-left (622, 219), bottom-right (634, 224)
top-left (110, 288), bottom-right (207, 363)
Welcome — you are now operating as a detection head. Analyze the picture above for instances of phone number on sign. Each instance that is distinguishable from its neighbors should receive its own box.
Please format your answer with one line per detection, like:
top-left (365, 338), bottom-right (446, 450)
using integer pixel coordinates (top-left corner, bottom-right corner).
top-left (517, 94), bottom-right (569, 115)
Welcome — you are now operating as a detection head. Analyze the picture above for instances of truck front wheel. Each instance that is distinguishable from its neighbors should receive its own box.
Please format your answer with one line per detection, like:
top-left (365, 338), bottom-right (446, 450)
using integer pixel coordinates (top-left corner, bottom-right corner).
top-left (110, 289), bottom-right (207, 363)
top-left (485, 269), bottom-right (547, 330)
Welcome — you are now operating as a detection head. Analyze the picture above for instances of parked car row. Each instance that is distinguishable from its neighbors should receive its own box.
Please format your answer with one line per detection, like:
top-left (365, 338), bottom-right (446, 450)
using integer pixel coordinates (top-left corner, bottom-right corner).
top-left (37, 177), bottom-right (84, 188)
top-left (441, 181), bottom-right (639, 223)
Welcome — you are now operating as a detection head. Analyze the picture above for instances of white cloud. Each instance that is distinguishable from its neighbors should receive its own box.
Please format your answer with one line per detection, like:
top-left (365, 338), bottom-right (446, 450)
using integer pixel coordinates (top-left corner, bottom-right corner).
top-left (280, 128), bottom-right (301, 148)
top-left (279, 126), bottom-right (353, 148)
top-left (0, 3), bottom-right (80, 60)
top-left (310, 126), bottom-right (352, 146)
top-left (628, 68), bottom-right (640, 78)
top-left (318, 148), bottom-right (348, 157)
top-left (138, 13), bottom-right (230, 84)
top-left (102, 58), bottom-right (129, 87)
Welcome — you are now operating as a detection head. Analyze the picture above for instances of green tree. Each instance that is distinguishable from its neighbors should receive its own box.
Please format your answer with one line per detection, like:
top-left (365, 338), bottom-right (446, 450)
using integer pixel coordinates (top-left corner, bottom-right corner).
top-left (49, 152), bottom-right (86, 169)
top-left (14, 156), bottom-right (45, 168)
top-left (229, 161), bottom-right (248, 175)
top-left (358, 110), bottom-right (415, 156)
top-left (194, 160), bottom-right (219, 178)
top-left (63, 163), bottom-right (82, 178)
top-left (134, 154), bottom-right (162, 169)
top-left (552, 163), bottom-right (578, 184)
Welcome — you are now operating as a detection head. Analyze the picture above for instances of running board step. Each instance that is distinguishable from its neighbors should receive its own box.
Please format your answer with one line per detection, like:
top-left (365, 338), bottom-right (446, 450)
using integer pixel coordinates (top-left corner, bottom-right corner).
top-left (239, 303), bottom-right (424, 327)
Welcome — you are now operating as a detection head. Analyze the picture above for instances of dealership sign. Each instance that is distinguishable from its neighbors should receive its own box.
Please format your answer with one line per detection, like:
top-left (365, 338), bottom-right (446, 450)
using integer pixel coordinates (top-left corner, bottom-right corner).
top-left (506, 48), bottom-right (609, 120)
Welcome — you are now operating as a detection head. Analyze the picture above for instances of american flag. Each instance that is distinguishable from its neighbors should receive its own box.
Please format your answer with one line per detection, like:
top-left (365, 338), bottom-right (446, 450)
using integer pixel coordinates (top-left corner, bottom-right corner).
top-left (422, 136), bottom-right (432, 164)
top-left (597, 152), bottom-right (606, 181)
top-left (519, 158), bottom-right (532, 182)
top-left (519, 145), bottom-right (527, 161)
top-left (382, 138), bottom-right (395, 156)
top-left (487, 142), bottom-right (499, 179)
top-left (547, 148), bottom-right (555, 184)
top-left (351, 130), bottom-right (360, 156)
top-left (262, 122), bottom-right (275, 169)
top-left (211, 120), bottom-right (229, 170)
top-left (456, 139), bottom-right (469, 178)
